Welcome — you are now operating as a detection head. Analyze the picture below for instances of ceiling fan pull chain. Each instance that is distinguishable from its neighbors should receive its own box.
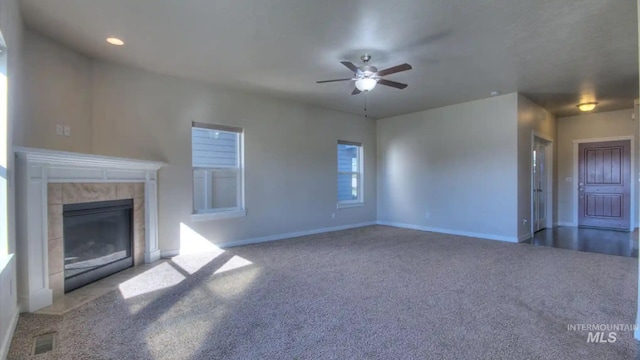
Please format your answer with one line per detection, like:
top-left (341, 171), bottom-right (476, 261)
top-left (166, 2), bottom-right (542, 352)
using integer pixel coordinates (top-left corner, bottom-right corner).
top-left (364, 92), bottom-right (368, 119)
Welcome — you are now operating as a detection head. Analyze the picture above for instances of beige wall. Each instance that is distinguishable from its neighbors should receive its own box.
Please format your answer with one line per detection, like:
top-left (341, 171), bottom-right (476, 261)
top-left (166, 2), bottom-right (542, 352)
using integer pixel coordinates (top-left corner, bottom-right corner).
top-left (376, 93), bottom-right (519, 241)
top-left (517, 95), bottom-right (557, 239)
top-left (556, 109), bottom-right (639, 226)
top-left (21, 31), bottom-right (92, 153)
top-left (20, 31), bottom-right (377, 252)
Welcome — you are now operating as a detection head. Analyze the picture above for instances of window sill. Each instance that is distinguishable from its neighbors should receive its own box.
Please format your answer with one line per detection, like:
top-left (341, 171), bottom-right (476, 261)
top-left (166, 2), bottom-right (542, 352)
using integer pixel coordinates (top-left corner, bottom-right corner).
top-left (192, 209), bottom-right (247, 222)
top-left (337, 202), bottom-right (365, 209)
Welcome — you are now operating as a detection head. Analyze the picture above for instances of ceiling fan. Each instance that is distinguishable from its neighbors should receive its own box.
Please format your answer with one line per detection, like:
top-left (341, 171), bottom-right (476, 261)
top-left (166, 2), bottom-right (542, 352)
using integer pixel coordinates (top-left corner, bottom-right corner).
top-left (316, 54), bottom-right (412, 95)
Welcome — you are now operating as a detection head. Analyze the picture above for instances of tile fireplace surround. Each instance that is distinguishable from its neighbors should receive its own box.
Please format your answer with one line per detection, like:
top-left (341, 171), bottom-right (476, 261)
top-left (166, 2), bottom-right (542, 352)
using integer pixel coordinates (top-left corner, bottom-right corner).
top-left (14, 147), bottom-right (165, 312)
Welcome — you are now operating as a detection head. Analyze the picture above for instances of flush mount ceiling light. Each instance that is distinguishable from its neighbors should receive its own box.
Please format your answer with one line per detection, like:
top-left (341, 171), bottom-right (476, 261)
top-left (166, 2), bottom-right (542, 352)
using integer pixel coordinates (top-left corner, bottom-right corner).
top-left (106, 37), bottom-right (124, 46)
top-left (577, 102), bottom-right (598, 112)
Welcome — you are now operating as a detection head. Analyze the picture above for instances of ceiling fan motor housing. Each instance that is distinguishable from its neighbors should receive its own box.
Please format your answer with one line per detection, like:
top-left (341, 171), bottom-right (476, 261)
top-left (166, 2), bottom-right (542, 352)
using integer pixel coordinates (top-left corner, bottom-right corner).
top-left (358, 65), bottom-right (378, 78)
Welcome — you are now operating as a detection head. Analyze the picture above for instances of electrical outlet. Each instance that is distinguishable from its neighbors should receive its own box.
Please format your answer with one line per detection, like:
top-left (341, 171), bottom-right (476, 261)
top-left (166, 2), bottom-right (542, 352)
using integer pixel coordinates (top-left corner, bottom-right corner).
top-left (55, 125), bottom-right (63, 136)
top-left (565, 177), bottom-right (572, 183)
top-left (63, 126), bottom-right (71, 137)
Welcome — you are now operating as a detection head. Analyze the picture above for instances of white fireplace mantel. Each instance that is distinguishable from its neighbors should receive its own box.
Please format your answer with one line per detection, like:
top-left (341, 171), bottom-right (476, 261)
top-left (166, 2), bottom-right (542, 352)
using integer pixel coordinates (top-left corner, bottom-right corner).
top-left (14, 147), bottom-right (165, 312)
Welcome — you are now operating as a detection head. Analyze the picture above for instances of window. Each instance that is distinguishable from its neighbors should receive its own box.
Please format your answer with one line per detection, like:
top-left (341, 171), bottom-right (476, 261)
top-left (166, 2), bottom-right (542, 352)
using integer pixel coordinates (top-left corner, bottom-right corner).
top-left (192, 122), bottom-right (245, 221)
top-left (0, 40), bottom-right (7, 257)
top-left (337, 140), bottom-right (363, 207)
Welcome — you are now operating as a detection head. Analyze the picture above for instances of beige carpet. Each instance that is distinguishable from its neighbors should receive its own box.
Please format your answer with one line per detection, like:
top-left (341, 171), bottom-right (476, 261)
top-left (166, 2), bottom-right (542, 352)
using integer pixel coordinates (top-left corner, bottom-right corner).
top-left (8, 225), bottom-right (639, 359)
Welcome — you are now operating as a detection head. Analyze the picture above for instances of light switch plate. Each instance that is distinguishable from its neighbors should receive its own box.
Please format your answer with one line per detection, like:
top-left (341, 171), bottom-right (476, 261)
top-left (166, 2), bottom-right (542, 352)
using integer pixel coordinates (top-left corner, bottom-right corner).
top-left (63, 126), bottom-right (71, 137)
top-left (55, 125), bottom-right (63, 136)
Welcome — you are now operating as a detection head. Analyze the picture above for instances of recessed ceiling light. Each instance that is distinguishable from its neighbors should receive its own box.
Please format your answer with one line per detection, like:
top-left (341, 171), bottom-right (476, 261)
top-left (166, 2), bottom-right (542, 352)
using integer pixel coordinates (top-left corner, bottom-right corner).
top-left (577, 102), bottom-right (598, 112)
top-left (490, 91), bottom-right (500, 97)
top-left (106, 37), bottom-right (124, 46)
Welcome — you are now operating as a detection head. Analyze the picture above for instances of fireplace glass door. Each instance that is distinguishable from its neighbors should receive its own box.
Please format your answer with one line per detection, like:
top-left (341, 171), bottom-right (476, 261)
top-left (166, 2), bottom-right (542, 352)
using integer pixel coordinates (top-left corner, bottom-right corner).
top-left (63, 199), bottom-right (133, 292)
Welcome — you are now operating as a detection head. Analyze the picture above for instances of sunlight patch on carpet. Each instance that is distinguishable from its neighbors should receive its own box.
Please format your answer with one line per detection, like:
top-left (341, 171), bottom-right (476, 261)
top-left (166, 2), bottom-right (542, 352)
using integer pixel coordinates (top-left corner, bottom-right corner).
top-left (118, 262), bottom-right (185, 299)
top-left (214, 255), bottom-right (253, 274)
top-left (172, 251), bottom-right (226, 275)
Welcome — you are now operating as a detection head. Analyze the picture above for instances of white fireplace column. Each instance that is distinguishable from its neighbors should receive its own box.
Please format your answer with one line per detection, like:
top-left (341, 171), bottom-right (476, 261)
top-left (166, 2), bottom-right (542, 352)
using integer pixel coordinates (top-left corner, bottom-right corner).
top-left (144, 172), bottom-right (161, 263)
top-left (14, 147), bottom-right (165, 312)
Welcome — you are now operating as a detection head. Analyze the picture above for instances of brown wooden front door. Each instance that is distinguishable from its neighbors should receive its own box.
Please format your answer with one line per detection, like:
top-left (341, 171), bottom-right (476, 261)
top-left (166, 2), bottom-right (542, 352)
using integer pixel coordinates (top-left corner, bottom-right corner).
top-left (578, 140), bottom-right (631, 230)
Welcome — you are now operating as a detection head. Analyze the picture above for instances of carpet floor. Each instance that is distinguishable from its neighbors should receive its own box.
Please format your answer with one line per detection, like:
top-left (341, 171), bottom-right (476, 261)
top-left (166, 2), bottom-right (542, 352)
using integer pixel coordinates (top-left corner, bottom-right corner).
top-left (8, 225), bottom-right (639, 359)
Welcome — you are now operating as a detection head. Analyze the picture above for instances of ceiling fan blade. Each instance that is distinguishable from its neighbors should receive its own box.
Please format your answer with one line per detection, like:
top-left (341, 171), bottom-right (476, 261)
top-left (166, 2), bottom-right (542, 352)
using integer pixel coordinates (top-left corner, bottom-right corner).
top-left (377, 63), bottom-right (412, 77)
top-left (340, 61), bottom-right (360, 73)
top-left (316, 78), bottom-right (354, 84)
top-left (351, 88), bottom-right (362, 95)
top-left (378, 79), bottom-right (408, 89)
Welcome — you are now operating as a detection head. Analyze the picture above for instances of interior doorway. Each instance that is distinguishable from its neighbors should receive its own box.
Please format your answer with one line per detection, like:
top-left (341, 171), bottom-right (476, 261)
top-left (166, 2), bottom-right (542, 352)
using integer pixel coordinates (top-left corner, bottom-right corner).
top-left (532, 136), bottom-right (552, 233)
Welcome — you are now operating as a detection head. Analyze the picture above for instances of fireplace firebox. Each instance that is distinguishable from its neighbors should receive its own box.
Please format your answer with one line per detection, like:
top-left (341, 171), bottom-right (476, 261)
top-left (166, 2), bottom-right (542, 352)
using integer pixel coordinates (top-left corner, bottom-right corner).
top-left (63, 199), bottom-right (134, 292)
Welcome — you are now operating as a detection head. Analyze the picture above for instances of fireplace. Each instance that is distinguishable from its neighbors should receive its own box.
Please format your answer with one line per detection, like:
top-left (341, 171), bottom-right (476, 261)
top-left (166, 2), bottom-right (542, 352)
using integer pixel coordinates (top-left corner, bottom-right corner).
top-left (15, 147), bottom-right (164, 312)
top-left (63, 199), bottom-right (134, 292)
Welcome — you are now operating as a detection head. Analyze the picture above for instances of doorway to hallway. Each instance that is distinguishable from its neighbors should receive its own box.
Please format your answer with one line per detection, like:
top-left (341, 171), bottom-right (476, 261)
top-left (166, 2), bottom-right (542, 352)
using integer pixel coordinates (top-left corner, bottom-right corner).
top-left (532, 136), bottom-right (552, 233)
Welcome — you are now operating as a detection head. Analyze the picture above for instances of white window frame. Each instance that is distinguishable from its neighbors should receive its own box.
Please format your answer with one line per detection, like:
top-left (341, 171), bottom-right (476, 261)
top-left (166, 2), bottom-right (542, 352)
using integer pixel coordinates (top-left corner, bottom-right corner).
top-left (337, 140), bottom-right (364, 209)
top-left (0, 38), bottom-right (7, 256)
top-left (191, 122), bottom-right (246, 222)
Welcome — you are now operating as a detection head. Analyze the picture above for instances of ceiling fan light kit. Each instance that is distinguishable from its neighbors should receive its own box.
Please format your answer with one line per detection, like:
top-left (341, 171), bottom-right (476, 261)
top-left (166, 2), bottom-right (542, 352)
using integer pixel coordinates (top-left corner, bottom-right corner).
top-left (355, 78), bottom-right (377, 92)
top-left (316, 54), bottom-right (412, 95)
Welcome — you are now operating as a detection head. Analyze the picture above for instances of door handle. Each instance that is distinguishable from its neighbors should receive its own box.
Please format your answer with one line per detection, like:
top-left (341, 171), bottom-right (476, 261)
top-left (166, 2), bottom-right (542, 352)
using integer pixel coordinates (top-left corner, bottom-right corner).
top-left (579, 188), bottom-right (584, 192)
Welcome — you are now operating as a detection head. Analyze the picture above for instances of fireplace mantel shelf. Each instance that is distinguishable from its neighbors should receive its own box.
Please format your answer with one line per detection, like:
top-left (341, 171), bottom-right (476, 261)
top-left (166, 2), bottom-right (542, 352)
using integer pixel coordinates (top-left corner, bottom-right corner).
top-left (14, 147), bottom-right (165, 312)
top-left (14, 147), bottom-right (165, 171)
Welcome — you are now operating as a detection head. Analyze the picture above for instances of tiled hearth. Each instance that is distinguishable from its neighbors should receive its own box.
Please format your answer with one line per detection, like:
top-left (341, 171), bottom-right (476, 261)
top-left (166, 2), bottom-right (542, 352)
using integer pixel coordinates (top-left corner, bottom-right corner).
top-left (36, 259), bottom-right (167, 316)
top-left (47, 183), bottom-right (146, 300)
top-left (15, 147), bottom-right (164, 312)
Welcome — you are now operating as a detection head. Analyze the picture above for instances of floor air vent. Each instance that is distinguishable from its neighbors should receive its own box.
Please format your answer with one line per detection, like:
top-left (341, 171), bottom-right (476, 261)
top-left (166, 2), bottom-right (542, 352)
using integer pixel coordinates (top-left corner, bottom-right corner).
top-left (32, 332), bottom-right (56, 356)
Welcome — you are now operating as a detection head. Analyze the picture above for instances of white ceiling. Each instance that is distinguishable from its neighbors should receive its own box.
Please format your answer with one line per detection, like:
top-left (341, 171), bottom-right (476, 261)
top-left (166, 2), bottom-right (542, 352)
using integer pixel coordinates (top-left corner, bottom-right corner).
top-left (20, 0), bottom-right (639, 118)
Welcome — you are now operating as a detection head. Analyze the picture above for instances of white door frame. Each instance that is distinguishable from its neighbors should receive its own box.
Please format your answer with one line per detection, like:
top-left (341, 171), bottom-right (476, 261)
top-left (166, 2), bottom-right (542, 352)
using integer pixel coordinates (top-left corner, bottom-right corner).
top-left (571, 135), bottom-right (635, 230)
top-left (531, 132), bottom-right (554, 234)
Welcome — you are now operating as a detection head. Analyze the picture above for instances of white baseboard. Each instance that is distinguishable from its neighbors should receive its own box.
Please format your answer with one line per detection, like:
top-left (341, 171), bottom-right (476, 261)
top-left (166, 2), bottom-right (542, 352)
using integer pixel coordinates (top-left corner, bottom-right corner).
top-left (0, 308), bottom-right (19, 360)
top-left (377, 221), bottom-right (519, 243)
top-left (518, 233), bottom-right (532, 242)
top-left (218, 221), bottom-right (377, 248)
top-left (160, 249), bottom-right (180, 258)
top-left (554, 222), bottom-right (575, 227)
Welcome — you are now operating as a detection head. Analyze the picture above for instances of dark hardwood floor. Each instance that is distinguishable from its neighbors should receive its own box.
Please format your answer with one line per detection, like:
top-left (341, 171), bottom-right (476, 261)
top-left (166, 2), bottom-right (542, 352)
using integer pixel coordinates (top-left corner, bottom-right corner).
top-left (525, 227), bottom-right (639, 258)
